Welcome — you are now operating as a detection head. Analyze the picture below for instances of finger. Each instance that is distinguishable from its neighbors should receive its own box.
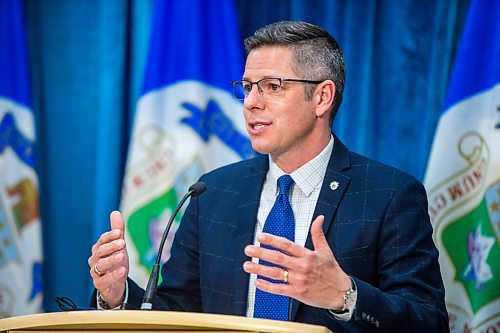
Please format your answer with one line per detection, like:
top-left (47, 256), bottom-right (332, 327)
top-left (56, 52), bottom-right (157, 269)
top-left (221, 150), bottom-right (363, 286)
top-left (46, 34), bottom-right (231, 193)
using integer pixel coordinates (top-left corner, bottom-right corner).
top-left (110, 211), bottom-right (125, 240)
top-left (256, 233), bottom-right (308, 258)
top-left (93, 239), bottom-right (126, 263)
top-left (90, 251), bottom-right (128, 279)
top-left (243, 261), bottom-right (286, 282)
top-left (92, 251), bottom-right (126, 276)
top-left (92, 266), bottom-right (128, 291)
top-left (310, 215), bottom-right (333, 255)
top-left (255, 277), bottom-right (292, 297)
top-left (91, 229), bottom-right (122, 254)
top-left (244, 244), bottom-right (293, 269)
top-left (88, 243), bottom-right (123, 273)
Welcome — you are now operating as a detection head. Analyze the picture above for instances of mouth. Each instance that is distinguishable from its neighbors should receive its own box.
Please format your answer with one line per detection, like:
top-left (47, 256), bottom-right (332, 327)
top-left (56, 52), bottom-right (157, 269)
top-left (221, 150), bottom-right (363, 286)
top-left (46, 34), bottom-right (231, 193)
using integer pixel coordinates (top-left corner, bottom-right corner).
top-left (248, 122), bottom-right (271, 134)
top-left (253, 123), bottom-right (268, 130)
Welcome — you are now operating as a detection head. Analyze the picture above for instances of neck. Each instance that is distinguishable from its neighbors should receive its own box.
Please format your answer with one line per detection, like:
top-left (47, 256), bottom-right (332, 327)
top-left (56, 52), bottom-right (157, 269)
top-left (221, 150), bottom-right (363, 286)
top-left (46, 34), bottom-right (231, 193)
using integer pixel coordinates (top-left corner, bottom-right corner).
top-left (271, 132), bottom-right (331, 174)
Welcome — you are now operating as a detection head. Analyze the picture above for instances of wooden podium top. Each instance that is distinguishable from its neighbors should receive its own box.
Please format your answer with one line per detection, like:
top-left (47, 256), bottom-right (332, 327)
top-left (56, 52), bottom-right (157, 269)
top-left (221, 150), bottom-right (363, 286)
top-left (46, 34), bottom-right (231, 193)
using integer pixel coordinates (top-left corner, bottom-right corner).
top-left (0, 310), bottom-right (332, 333)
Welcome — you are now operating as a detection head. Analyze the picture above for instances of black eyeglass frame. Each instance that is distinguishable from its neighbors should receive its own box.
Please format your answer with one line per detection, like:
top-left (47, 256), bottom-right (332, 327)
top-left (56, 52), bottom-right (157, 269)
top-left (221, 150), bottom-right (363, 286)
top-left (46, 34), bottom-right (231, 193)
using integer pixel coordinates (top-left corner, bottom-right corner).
top-left (231, 77), bottom-right (324, 100)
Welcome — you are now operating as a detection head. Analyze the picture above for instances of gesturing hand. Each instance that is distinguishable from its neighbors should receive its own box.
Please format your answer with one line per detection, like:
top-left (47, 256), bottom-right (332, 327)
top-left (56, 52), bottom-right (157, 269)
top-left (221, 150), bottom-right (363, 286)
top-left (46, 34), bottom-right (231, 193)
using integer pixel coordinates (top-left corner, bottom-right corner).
top-left (88, 211), bottom-right (129, 308)
top-left (243, 215), bottom-right (351, 310)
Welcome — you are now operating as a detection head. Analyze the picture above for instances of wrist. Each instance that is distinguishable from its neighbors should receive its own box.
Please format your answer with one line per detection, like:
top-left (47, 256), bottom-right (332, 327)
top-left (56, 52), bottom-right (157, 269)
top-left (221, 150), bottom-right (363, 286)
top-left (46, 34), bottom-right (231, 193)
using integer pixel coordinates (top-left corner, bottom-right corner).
top-left (97, 292), bottom-right (123, 310)
top-left (330, 276), bottom-right (357, 314)
top-left (106, 297), bottom-right (124, 309)
top-left (97, 283), bottom-right (127, 309)
top-left (330, 274), bottom-right (352, 310)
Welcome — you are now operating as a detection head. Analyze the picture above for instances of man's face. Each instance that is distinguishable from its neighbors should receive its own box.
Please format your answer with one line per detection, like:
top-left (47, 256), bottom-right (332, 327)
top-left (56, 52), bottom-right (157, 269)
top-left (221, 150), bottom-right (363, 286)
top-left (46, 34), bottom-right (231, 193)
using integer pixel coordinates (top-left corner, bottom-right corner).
top-left (243, 46), bottom-right (325, 163)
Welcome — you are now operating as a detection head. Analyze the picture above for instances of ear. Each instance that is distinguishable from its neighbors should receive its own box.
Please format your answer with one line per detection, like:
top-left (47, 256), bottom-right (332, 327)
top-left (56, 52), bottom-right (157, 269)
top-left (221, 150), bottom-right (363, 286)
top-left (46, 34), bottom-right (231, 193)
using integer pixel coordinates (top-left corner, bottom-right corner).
top-left (314, 80), bottom-right (335, 118)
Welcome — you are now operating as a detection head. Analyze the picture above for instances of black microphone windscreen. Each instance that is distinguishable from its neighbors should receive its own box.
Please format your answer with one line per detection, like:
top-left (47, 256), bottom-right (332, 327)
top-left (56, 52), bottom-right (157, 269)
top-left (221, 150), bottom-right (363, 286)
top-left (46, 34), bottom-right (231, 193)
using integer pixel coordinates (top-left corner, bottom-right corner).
top-left (189, 182), bottom-right (207, 197)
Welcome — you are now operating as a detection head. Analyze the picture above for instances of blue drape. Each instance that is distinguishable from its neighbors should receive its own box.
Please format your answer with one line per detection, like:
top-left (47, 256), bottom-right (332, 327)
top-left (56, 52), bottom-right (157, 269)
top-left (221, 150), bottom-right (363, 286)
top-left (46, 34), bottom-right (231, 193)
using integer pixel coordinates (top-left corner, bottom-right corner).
top-left (22, 0), bottom-right (469, 311)
top-left (25, 0), bottom-right (152, 310)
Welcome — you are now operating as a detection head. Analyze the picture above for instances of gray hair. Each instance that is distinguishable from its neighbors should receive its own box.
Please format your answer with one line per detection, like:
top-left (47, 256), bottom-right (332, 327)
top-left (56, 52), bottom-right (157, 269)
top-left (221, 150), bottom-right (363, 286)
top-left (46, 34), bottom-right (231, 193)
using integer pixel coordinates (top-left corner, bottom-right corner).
top-left (244, 21), bottom-right (346, 124)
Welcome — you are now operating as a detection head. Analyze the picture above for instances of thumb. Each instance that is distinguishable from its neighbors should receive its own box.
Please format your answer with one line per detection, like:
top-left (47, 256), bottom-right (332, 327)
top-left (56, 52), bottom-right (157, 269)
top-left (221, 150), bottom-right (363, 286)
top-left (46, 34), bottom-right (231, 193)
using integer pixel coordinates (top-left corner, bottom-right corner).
top-left (110, 210), bottom-right (125, 239)
top-left (310, 215), bottom-right (332, 254)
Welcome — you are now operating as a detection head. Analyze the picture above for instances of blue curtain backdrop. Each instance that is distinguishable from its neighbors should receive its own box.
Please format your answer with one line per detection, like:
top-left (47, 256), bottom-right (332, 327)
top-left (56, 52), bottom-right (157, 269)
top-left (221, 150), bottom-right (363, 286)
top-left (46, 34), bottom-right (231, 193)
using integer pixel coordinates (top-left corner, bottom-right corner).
top-left (21, 0), bottom-right (470, 311)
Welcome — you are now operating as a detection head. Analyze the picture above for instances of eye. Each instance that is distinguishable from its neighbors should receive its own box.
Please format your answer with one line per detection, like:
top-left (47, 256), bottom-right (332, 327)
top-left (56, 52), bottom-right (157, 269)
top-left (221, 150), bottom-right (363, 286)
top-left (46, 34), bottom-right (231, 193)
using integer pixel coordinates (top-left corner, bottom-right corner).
top-left (262, 79), bottom-right (282, 92)
top-left (269, 83), bottom-right (280, 91)
top-left (242, 82), bottom-right (252, 93)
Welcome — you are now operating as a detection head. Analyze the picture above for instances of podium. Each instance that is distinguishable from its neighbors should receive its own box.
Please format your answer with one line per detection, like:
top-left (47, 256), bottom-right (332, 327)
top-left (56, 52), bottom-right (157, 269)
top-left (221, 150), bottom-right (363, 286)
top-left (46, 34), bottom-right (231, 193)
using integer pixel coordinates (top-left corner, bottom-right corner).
top-left (0, 310), bottom-right (332, 333)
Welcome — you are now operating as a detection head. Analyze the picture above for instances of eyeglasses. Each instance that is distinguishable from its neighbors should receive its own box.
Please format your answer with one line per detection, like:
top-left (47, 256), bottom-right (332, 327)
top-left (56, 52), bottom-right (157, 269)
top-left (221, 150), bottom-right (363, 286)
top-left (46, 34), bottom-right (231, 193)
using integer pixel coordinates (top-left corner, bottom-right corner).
top-left (231, 77), bottom-right (324, 100)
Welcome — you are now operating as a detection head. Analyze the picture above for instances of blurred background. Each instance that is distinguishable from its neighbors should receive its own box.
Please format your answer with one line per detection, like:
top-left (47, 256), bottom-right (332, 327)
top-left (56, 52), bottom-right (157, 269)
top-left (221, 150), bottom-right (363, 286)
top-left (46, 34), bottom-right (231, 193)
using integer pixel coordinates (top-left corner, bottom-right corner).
top-left (1, 0), bottom-right (475, 315)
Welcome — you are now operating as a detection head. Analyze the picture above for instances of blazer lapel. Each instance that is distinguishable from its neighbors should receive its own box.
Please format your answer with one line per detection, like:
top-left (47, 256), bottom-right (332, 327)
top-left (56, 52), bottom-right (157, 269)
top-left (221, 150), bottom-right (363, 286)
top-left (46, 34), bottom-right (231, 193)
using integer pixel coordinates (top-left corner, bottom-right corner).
top-left (230, 156), bottom-right (268, 316)
top-left (290, 135), bottom-right (352, 320)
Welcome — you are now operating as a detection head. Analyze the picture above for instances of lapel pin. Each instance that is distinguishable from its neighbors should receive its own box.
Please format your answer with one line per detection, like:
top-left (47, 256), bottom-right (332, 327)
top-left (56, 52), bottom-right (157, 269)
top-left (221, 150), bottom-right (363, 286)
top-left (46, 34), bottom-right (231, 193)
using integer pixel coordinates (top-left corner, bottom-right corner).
top-left (329, 181), bottom-right (339, 191)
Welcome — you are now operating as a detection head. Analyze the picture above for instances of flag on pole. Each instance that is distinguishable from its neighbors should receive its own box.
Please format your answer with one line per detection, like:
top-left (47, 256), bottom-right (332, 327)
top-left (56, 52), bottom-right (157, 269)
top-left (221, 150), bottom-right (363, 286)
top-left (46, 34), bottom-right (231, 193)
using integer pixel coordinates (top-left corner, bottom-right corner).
top-left (424, 0), bottom-right (500, 332)
top-left (121, 0), bottom-right (253, 285)
top-left (0, 0), bottom-right (43, 317)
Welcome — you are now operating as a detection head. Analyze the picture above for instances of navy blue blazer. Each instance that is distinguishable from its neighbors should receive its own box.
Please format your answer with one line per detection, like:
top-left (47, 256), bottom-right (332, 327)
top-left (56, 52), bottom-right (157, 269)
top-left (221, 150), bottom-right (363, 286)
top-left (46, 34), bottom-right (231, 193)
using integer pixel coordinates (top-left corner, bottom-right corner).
top-left (125, 137), bottom-right (449, 332)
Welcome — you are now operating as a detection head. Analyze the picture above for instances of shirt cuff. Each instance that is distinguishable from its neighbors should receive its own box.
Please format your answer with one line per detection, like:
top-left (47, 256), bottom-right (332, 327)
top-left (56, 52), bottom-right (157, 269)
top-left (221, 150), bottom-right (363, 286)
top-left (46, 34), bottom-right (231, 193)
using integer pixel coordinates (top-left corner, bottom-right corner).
top-left (96, 281), bottom-right (129, 310)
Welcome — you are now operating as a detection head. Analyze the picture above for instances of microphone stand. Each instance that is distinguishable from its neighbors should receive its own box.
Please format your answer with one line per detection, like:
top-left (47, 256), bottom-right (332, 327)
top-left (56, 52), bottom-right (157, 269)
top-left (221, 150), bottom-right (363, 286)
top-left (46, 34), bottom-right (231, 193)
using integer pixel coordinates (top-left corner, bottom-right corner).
top-left (140, 182), bottom-right (206, 310)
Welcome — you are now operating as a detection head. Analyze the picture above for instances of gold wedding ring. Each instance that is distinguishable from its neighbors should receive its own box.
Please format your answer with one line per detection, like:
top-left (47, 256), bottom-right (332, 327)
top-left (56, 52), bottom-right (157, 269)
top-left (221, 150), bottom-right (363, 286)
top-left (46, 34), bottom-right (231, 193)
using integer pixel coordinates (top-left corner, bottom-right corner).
top-left (283, 269), bottom-right (289, 284)
top-left (94, 263), bottom-right (104, 276)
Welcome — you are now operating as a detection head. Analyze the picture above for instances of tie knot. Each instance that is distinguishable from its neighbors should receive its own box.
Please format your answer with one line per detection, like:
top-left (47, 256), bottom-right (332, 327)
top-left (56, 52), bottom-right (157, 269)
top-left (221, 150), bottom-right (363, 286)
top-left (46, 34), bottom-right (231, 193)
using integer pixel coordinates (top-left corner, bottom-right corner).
top-left (277, 175), bottom-right (294, 195)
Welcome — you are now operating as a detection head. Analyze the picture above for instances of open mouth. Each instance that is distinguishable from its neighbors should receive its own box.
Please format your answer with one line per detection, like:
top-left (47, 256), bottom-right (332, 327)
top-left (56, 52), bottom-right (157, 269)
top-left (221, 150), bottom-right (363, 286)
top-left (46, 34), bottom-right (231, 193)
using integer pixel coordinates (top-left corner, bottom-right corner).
top-left (252, 124), bottom-right (268, 130)
top-left (248, 122), bottom-right (271, 135)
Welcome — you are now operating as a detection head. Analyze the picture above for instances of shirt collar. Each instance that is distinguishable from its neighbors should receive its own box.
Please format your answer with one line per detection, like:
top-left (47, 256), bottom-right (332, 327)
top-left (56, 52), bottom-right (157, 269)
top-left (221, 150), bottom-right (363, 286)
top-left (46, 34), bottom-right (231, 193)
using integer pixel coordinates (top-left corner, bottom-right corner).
top-left (268, 135), bottom-right (334, 197)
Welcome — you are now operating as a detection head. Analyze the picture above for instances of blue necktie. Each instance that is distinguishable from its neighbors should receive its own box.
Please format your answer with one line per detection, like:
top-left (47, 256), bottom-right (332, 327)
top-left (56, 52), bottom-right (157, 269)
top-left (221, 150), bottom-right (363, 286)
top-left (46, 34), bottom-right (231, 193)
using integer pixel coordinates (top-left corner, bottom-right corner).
top-left (253, 175), bottom-right (295, 321)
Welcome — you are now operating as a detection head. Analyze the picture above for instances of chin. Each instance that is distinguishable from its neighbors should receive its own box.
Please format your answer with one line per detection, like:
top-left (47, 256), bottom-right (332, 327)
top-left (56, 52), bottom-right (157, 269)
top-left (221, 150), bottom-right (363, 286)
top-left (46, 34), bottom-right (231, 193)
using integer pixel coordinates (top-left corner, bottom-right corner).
top-left (250, 141), bottom-right (271, 155)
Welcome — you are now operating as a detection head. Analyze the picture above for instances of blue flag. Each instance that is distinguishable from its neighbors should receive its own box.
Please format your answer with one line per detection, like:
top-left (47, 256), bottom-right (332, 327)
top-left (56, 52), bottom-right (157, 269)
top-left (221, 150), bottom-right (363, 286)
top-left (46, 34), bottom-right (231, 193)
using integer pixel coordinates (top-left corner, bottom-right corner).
top-left (424, 0), bottom-right (500, 332)
top-left (0, 0), bottom-right (43, 317)
top-left (120, 0), bottom-right (253, 285)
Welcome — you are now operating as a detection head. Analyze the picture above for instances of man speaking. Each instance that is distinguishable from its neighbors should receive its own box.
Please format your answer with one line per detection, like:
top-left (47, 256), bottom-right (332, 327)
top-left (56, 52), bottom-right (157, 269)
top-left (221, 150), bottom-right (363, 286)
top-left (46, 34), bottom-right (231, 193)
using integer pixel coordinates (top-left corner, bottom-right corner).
top-left (89, 21), bottom-right (449, 332)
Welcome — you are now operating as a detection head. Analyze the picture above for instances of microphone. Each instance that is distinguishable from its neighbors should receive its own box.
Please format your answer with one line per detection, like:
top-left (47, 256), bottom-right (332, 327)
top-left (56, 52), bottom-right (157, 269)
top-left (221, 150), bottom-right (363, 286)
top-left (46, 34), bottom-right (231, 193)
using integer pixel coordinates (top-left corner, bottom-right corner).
top-left (140, 181), bottom-right (207, 310)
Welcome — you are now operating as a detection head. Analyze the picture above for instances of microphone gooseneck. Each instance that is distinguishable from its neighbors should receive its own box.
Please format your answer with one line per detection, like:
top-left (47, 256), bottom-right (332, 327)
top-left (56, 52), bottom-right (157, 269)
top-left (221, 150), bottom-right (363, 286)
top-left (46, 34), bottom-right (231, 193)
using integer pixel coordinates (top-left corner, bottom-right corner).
top-left (140, 181), bottom-right (207, 310)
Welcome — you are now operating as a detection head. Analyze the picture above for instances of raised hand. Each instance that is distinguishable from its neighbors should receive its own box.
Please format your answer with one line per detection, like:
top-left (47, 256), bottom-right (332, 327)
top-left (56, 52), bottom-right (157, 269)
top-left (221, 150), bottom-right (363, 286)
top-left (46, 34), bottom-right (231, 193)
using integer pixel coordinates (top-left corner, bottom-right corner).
top-left (88, 211), bottom-right (129, 308)
top-left (243, 215), bottom-right (351, 310)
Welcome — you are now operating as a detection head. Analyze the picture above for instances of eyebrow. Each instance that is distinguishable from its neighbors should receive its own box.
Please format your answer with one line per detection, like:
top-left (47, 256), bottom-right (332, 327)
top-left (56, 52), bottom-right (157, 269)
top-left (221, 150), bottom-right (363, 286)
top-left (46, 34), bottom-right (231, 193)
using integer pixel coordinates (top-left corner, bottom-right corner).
top-left (240, 75), bottom-right (281, 81)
